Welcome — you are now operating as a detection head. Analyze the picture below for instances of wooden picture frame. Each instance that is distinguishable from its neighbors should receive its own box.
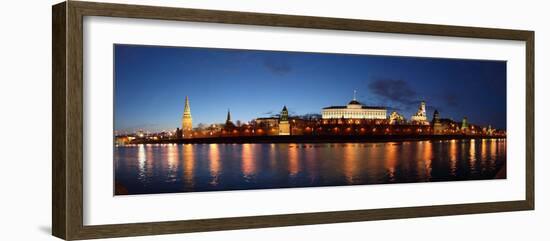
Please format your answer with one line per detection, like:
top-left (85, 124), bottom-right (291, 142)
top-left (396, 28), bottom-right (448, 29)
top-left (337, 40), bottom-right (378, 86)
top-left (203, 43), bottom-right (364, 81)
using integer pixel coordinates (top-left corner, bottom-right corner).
top-left (52, 1), bottom-right (534, 240)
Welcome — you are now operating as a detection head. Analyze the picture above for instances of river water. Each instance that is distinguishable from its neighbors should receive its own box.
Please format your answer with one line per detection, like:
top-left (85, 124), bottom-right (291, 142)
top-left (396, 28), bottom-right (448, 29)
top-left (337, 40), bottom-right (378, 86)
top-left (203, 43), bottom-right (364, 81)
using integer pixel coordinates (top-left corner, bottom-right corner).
top-left (114, 138), bottom-right (506, 195)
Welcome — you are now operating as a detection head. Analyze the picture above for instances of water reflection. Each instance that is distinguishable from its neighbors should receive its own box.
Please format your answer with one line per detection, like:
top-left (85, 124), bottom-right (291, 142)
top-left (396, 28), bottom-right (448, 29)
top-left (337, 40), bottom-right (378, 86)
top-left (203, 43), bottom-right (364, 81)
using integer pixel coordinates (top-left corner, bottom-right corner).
top-left (269, 143), bottom-right (277, 168)
top-left (115, 139), bottom-right (507, 195)
top-left (304, 144), bottom-right (317, 182)
top-left (288, 145), bottom-right (299, 177)
top-left (494, 139), bottom-right (506, 169)
top-left (423, 141), bottom-right (433, 180)
top-left (481, 139), bottom-right (488, 161)
top-left (384, 143), bottom-right (398, 182)
top-left (490, 139), bottom-right (498, 160)
top-left (137, 144), bottom-right (146, 181)
top-left (343, 144), bottom-right (359, 184)
top-left (166, 144), bottom-right (179, 182)
top-left (182, 144), bottom-right (195, 188)
top-left (449, 140), bottom-right (458, 176)
top-left (209, 144), bottom-right (220, 185)
top-left (242, 144), bottom-right (256, 178)
top-left (415, 142), bottom-right (427, 180)
top-left (469, 139), bottom-right (476, 172)
top-left (146, 144), bottom-right (154, 178)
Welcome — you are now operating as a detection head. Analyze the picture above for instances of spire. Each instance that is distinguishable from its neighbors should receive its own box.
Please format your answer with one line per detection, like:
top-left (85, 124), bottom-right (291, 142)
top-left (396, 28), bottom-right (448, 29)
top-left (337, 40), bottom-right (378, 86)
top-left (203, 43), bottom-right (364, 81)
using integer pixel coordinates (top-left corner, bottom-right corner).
top-left (280, 105), bottom-right (289, 121)
top-left (184, 96), bottom-right (191, 114)
top-left (224, 108), bottom-right (235, 128)
top-left (348, 90), bottom-right (361, 106)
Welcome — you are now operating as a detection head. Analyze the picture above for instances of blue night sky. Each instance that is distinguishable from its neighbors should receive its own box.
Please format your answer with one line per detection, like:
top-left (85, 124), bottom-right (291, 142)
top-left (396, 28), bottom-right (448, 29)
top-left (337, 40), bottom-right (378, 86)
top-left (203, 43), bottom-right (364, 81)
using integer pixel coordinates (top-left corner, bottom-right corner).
top-left (114, 44), bottom-right (506, 133)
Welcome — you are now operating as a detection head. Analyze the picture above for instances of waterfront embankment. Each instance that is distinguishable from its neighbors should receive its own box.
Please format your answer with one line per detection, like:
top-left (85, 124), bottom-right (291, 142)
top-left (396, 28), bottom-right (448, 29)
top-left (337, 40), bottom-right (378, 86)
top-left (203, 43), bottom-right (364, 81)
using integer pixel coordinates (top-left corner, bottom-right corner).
top-left (130, 134), bottom-right (505, 145)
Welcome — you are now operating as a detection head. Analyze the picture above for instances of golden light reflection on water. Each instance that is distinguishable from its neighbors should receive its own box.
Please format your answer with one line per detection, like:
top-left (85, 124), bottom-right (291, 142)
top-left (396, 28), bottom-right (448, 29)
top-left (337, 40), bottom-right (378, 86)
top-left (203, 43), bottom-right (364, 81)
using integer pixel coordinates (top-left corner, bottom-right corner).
top-left (182, 144), bottom-right (195, 187)
top-left (116, 138), bottom-right (507, 194)
top-left (449, 140), bottom-right (457, 176)
top-left (415, 142), bottom-right (423, 176)
top-left (481, 139), bottom-right (488, 161)
top-left (490, 139), bottom-right (498, 167)
top-left (423, 141), bottom-right (433, 180)
top-left (242, 144), bottom-right (256, 177)
top-left (469, 139), bottom-right (476, 171)
top-left (415, 142), bottom-right (426, 179)
top-left (269, 143), bottom-right (277, 168)
top-left (481, 139), bottom-right (491, 169)
top-left (366, 143), bottom-right (381, 175)
top-left (343, 144), bottom-right (359, 184)
top-left (209, 144), bottom-right (220, 185)
top-left (385, 143), bottom-right (398, 182)
top-left (490, 139), bottom-right (497, 159)
top-left (288, 145), bottom-right (299, 176)
top-left (166, 144), bottom-right (179, 180)
top-left (396, 142), bottom-right (410, 175)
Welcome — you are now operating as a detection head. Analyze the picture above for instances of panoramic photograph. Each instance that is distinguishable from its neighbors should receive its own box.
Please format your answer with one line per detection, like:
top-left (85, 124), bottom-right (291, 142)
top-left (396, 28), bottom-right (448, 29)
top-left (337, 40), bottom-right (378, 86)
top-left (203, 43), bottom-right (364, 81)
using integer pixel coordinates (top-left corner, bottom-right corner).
top-left (113, 44), bottom-right (507, 195)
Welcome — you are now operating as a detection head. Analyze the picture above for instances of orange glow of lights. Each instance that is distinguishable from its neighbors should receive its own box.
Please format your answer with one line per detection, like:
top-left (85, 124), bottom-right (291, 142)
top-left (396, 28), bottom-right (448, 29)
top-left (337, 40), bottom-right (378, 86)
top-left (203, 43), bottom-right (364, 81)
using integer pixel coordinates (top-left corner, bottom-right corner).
top-left (343, 144), bottom-right (359, 184)
top-left (423, 141), bottom-right (433, 179)
top-left (183, 144), bottom-right (195, 187)
top-left (208, 144), bottom-right (220, 185)
top-left (385, 143), bottom-right (398, 181)
top-left (469, 139), bottom-right (476, 168)
top-left (242, 144), bottom-right (256, 176)
top-left (166, 144), bottom-right (179, 174)
top-left (288, 146), bottom-right (299, 176)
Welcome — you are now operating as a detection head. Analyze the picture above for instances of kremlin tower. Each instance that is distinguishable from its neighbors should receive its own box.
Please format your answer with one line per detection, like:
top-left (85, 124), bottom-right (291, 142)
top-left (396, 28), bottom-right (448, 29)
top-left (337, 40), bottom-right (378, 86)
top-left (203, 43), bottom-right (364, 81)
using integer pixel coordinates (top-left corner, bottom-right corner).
top-left (278, 106), bottom-right (290, 135)
top-left (182, 96), bottom-right (193, 137)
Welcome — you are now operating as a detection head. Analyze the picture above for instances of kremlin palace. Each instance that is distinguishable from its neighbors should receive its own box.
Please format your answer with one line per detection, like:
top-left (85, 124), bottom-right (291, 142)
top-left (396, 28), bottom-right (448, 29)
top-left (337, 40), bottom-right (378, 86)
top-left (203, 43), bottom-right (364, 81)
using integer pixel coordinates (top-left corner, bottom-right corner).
top-left (321, 100), bottom-right (387, 120)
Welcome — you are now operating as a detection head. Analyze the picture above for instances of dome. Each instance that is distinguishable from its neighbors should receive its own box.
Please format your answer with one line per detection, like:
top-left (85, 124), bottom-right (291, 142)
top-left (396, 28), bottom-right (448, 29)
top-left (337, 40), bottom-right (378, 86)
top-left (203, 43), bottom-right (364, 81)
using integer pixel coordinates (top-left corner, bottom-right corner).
top-left (348, 100), bottom-right (361, 105)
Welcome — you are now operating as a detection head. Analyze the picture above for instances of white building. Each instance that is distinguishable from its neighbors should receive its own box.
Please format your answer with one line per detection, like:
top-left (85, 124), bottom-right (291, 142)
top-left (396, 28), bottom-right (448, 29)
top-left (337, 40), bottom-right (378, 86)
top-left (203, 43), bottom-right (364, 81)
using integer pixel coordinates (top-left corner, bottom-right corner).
top-left (321, 92), bottom-right (387, 119)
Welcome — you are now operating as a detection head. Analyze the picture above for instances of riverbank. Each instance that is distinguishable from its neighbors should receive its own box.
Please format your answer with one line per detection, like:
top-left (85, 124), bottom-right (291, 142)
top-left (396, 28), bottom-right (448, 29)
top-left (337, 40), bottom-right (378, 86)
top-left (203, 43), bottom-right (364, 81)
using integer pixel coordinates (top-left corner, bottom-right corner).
top-left (130, 134), bottom-right (505, 145)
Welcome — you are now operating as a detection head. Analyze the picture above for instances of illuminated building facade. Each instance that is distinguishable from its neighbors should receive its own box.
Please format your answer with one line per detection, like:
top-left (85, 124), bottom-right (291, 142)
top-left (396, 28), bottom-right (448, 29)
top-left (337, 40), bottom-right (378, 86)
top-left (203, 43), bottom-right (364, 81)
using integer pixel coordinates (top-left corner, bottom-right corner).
top-left (254, 117), bottom-right (279, 127)
top-left (389, 111), bottom-right (406, 125)
top-left (410, 101), bottom-right (429, 125)
top-left (321, 91), bottom-right (386, 120)
top-left (486, 125), bottom-right (495, 135)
